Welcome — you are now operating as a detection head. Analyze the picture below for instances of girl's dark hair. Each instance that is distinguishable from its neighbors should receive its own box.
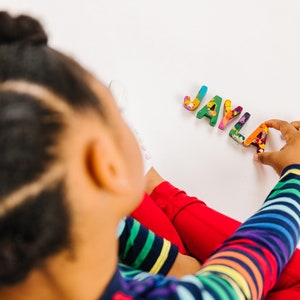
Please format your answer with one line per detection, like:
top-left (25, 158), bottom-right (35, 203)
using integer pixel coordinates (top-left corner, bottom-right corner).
top-left (0, 11), bottom-right (104, 286)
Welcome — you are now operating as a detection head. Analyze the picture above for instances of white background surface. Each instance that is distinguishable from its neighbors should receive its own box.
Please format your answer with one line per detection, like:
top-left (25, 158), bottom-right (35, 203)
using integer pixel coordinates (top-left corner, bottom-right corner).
top-left (2, 1), bottom-right (300, 245)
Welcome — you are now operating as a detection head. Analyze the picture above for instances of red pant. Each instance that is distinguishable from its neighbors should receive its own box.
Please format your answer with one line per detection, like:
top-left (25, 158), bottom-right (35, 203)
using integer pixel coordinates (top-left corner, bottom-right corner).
top-left (131, 181), bottom-right (300, 299)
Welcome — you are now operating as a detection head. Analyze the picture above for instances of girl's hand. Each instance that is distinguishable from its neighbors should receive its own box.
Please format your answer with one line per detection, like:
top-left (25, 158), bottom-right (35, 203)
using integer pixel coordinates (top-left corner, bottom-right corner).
top-left (255, 119), bottom-right (300, 175)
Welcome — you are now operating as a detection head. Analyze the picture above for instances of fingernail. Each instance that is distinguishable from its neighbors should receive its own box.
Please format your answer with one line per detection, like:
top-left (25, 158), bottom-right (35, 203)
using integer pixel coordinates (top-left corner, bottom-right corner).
top-left (253, 154), bottom-right (259, 161)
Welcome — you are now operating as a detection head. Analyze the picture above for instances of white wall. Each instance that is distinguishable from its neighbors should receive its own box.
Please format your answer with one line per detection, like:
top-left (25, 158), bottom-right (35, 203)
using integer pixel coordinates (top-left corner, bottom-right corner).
top-left (2, 1), bottom-right (300, 235)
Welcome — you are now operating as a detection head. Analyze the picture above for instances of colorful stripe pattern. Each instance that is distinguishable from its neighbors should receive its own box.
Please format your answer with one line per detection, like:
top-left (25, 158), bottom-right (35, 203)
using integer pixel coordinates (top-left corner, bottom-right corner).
top-left (102, 164), bottom-right (300, 300)
top-left (118, 216), bottom-right (178, 275)
top-left (196, 165), bottom-right (300, 299)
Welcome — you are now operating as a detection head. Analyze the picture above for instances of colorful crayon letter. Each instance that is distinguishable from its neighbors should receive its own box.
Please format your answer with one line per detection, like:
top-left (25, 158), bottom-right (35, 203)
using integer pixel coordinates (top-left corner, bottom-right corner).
top-left (183, 85), bottom-right (208, 111)
top-left (229, 112), bottom-right (251, 144)
top-left (196, 95), bottom-right (222, 126)
top-left (244, 123), bottom-right (268, 153)
top-left (218, 99), bottom-right (243, 130)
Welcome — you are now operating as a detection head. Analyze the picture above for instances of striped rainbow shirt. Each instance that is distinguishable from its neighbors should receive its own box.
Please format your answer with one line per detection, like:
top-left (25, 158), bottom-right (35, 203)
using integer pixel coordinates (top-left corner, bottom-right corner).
top-left (118, 215), bottom-right (178, 275)
top-left (102, 164), bottom-right (300, 299)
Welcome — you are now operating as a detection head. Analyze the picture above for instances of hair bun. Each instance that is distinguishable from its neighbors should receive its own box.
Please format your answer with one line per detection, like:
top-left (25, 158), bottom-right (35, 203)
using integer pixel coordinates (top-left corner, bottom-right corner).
top-left (0, 11), bottom-right (48, 45)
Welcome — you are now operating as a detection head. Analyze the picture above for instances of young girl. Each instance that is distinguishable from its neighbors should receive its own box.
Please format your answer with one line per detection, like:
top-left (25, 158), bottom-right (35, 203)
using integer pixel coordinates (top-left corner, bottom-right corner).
top-left (112, 80), bottom-right (300, 299)
top-left (129, 166), bottom-right (300, 299)
top-left (0, 11), bottom-right (300, 300)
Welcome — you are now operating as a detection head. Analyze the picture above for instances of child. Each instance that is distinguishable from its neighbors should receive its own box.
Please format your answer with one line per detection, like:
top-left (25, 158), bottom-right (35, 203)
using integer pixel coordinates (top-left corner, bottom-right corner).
top-left (111, 81), bottom-right (300, 299)
top-left (0, 11), bottom-right (299, 300)
top-left (130, 166), bottom-right (300, 299)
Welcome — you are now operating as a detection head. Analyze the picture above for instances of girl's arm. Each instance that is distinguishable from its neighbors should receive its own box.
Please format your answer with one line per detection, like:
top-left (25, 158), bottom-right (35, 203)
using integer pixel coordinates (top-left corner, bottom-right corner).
top-left (118, 216), bottom-right (201, 276)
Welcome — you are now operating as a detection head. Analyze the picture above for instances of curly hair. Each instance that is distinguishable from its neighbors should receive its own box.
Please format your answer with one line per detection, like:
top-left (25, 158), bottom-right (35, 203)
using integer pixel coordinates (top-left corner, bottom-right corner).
top-left (0, 11), bottom-right (105, 286)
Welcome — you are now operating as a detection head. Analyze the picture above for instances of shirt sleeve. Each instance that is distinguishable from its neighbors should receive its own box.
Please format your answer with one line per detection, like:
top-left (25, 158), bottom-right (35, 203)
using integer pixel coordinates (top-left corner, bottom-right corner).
top-left (105, 164), bottom-right (300, 300)
top-left (118, 216), bottom-right (179, 275)
top-left (193, 164), bottom-right (300, 299)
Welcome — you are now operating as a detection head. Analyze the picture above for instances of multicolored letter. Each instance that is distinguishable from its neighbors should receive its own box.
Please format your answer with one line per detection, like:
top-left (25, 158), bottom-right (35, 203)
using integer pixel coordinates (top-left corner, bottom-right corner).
top-left (183, 85), bottom-right (208, 111)
top-left (196, 95), bottom-right (222, 126)
top-left (218, 99), bottom-right (243, 130)
top-left (229, 112), bottom-right (251, 144)
top-left (244, 123), bottom-right (269, 153)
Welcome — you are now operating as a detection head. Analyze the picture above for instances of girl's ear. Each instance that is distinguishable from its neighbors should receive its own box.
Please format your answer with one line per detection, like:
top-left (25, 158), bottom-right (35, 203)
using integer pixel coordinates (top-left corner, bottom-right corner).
top-left (85, 135), bottom-right (129, 195)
